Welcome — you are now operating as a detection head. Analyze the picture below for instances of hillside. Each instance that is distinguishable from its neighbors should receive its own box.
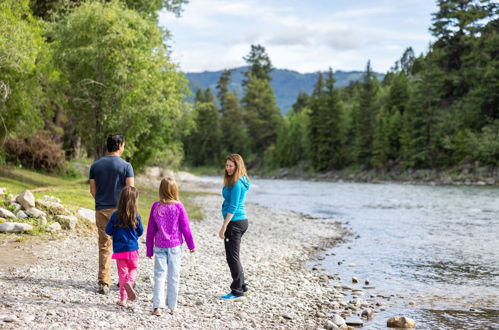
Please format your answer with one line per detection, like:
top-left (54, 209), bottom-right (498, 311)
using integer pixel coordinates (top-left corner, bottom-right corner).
top-left (185, 67), bottom-right (384, 113)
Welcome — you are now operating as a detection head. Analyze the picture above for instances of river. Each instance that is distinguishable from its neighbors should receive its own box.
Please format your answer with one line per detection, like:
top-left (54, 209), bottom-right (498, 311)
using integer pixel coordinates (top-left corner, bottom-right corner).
top-left (245, 178), bottom-right (499, 329)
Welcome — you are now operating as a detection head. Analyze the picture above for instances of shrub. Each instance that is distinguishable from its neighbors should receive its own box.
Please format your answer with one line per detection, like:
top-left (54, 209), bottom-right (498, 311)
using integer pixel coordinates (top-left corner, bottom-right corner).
top-left (4, 132), bottom-right (65, 172)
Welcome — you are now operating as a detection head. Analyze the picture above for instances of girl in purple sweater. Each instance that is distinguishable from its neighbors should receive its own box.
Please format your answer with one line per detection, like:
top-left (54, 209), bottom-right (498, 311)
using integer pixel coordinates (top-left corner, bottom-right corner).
top-left (146, 177), bottom-right (196, 316)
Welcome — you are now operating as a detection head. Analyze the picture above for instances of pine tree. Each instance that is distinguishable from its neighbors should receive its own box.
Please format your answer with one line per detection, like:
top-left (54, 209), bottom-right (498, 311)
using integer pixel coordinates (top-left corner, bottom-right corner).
top-left (241, 44), bottom-right (283, 157)
top-left (353, 61), bottom-right (379, 167)
top-left (216, 70), bottom-right (249, 156)
top-left (185, 89), bottom-right (221, 166)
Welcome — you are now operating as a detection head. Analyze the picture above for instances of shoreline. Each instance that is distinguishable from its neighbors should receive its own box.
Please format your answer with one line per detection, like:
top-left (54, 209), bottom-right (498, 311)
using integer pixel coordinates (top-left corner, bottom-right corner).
top-left (252, 166), bottom-right (499, 187)
top-left (0, 179), bottom-right (373, 329)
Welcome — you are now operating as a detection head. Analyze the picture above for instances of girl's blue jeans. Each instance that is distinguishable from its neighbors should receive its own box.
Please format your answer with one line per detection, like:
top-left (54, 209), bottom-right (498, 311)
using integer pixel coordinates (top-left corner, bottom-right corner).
top-left (153, 245), bottom-right (182, 310)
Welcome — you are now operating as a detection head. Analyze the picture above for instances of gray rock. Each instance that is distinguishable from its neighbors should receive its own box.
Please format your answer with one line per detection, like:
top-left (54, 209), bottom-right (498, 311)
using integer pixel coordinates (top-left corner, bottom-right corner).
top-left (39, 216), bottom-right (48, 226)
top-left (324, 319), bottom-right (340, 330)
top-left (47, 222), bottom-right (62, 232)
top-left (0, 208), bottom-right (16, 219)
top-left (10, 202), bottom-right (21, 212)
top-left (331, 314), bottom-right (346, 326)
top-left (55, 215), bottom-right (78, 230)
top-left (316, 311), bottom-right (326, 318)
top-left (345, 317), bottom-right (363, 326)
top-left (16, 190), bottom-right (35, 210)
top-left (2, 315), bottom-right (18, 322)
top-left (37, 200), bottom-right (66, 214)
top-left (361, 308), bottom-right (374, 318)
top-left (42, 195), bottom-right (61, 203)
top-left (26, 208), bottom-right (47, 218)
top-left (77, 208), bottom-right (95, 224)
top-left (387, 316), bottom-right (416, 328)
top-left (364, 279), bottom-right (370, 285)
top-left (282, 313), bottom-right (294, 320)
top-left (16, 210), bottom-right (28, 219)
top-left (0, 222), bottom-right (33, 233)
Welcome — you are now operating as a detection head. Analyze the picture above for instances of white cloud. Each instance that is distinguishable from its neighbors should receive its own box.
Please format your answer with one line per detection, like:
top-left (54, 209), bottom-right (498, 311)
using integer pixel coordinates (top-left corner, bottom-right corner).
top-left (158, 0), bottom-right (437, 73)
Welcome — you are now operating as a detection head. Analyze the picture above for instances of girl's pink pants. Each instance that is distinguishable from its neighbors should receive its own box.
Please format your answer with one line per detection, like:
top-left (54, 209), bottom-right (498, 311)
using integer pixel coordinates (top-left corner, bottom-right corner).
top-left (116, 259), bottom-right (138, 301)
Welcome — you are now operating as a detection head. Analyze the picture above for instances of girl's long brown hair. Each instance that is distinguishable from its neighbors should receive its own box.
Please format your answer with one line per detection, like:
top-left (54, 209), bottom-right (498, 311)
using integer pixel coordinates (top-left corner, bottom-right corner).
top-left (159, 177), bottom-right (180, 204)
top-left (116, 186), bottom-right (139, 229)
top-left (224, 154), bottom-right (248, 187)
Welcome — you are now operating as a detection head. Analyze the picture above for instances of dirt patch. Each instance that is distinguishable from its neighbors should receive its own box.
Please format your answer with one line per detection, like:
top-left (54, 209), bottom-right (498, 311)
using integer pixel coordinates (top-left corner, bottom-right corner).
top-left (0, 237), bottom-right (39, 272)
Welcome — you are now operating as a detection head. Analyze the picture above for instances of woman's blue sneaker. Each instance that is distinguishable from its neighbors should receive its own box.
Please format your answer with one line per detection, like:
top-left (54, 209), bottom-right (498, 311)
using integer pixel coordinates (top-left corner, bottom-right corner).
top-left (220, 293), bottom-right (245, 301)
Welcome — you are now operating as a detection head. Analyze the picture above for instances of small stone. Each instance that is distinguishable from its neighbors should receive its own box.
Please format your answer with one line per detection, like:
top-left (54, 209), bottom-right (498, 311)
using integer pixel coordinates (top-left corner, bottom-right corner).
top-left (345, 317), bottom-right (363, 326)
top-left (361, 308), bottom-right (373, 318)
top-left (10, 202), bottom-right (21, 212)
top-left (282, 313), bottom-right (294, 320)
top-left (324, 319), bottom-right (340, 330)
top-left (331, 314), bottom-right (346, 326)
top-left (25, 208), bottom-right (46, 218)
top-left (47, 222), bottom-right (62, 232)
top-left (408, 301), bottom-right (416, 306)
top-left (55, 215), bottom-right (78, 230)
top-left (348, 263), bottom-right (356, 267)
top-left (42, 195), bottom-right (61, 203)
top-left (16, 210), bottom-right (28, 219)
top-left (387, 316), bottom-right (416, 328)
top-left (39, 216), bottom-right (48, 226)
top-left (37, 200), bottom-right (66, 214)
top-left (0, 208), bottom-right (16, 219)
top-left (352, 277), bottom-right (358, 283)
top-left (16, 190), bottom-right (35, 210)
top-left (77, 208), bottom-right (95, 224)
top-left (364, 279), bottom-right (370, 285)
top-left (23, 315), bottom-right (35, 322)
top-left (0, 222), bottom-right (33, 233)
top-left (316, 311), bottom-right (326, 318)
top-left (3, 315), bottom-right (19, 322)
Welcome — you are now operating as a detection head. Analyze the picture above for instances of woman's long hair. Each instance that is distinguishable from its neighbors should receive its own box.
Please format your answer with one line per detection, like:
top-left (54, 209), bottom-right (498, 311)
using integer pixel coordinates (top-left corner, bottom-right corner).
top-left (224, 154), bottom-right (248, 187)
top-left (116, 186), bottom-right (139, 229)
top-left (159, 177), bottom-right (180, 204)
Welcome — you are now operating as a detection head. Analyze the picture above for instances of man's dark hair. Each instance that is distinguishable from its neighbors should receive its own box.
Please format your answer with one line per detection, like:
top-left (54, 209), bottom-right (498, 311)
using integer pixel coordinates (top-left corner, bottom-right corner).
top-left (107, 134), bottom-right (124, 152)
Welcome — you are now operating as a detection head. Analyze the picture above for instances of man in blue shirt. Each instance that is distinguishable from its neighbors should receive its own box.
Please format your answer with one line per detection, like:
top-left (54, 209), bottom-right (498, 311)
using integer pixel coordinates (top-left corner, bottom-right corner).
top-left (89, 134), bottom-right (134, 294)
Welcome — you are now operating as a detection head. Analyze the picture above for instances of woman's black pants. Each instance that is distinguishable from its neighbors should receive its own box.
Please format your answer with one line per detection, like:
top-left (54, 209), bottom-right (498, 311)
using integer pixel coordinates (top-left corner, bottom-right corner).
top-left (224, 220), bottom-right (249, 297)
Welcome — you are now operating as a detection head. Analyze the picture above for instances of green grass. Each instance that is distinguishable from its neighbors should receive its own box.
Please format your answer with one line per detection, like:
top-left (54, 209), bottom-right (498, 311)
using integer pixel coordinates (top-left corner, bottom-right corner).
top-left (0, 166), bottom-right (205, 235)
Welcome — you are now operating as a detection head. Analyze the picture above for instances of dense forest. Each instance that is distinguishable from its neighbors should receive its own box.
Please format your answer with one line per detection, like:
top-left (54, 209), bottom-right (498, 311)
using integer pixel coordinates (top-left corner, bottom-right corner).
top-left (186, 68), bottom-right (385, 113)
top-left (1, 0), bottom-right (498, 175)
top-left (185, 1), bottom-right (499, 172)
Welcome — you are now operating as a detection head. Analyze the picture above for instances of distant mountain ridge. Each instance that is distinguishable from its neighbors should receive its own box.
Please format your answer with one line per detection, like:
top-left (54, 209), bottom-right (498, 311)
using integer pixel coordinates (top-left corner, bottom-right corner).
top-left (185, 67), bottom-right (384, 113)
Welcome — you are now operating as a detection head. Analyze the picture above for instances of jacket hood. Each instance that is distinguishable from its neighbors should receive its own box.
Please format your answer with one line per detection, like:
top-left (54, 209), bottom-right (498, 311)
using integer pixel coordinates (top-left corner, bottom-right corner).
top-left (238, 176), bottom-right (250, 190)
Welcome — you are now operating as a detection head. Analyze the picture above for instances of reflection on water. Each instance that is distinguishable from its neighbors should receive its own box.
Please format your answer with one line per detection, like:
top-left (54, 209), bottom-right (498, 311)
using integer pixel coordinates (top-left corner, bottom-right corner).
top-left (246, 178), bottom-right (499, 329)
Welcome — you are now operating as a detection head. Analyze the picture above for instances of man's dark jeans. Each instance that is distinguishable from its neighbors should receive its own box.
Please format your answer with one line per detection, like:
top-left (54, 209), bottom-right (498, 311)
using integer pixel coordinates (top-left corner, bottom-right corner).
top-left (224, 220), bottom-right (249, 297)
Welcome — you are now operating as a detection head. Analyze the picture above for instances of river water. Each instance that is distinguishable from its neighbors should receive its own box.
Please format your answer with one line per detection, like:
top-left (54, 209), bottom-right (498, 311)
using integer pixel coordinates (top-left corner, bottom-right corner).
top-left (245, 178), bottom-right (499, 329)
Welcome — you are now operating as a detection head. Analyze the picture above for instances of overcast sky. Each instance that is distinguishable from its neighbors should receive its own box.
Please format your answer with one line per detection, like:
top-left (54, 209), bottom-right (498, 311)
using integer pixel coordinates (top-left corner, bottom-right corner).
top-left (158, 0), bottom-right (439, 73)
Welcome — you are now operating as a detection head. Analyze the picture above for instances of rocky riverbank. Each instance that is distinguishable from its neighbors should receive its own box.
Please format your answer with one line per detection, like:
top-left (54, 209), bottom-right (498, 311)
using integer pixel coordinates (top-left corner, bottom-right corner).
top-left (0, 186), bottom-right (366, 329)
top-left (261, 164), bottom-right (499, 187)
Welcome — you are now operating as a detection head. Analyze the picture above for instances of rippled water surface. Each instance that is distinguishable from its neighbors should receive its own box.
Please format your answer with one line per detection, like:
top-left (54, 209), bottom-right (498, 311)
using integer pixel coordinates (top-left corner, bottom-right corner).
top-left (245, 179), bottom-right (499, 329)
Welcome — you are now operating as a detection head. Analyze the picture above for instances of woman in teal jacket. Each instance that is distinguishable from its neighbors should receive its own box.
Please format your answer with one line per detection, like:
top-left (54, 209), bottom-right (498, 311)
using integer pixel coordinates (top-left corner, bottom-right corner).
top-left (218, 154), bottom-right (251, 301)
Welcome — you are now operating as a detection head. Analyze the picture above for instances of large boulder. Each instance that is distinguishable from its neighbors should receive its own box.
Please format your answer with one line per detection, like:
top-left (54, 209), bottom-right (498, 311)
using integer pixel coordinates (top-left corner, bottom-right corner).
top-left (77, 208), bottom-right (95, 224)
top-left (36, 199), bottom-right (67, 215)
top-left (55, 215), bottom-right (78, 230)
top-left (25, 208), bottom-right (47, 218)
top-left (16, 211), bottom-right (28, 219)
top-left (0, 208), bottom-right (16, 219)
top-left (387, 316), bottom-right (416, 328)
top-left (47, 222), bottom-right (62, 232)
top-left (16, 190), bottom-right (35, 210)
top-left (0, 222), bottom-right (33, 233)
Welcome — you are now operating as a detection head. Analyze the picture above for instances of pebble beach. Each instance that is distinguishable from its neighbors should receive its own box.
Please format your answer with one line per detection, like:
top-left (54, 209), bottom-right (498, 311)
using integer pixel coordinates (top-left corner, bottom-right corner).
top-left (0, 182), bottom-right (356, 329)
